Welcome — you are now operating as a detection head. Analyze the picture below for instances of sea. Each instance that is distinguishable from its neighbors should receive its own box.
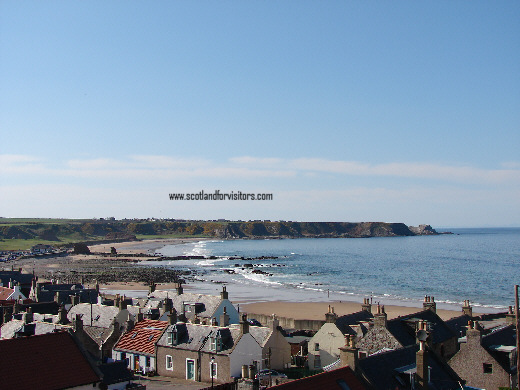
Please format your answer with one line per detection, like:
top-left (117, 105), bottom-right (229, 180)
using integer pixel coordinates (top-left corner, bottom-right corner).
top-left (143, 228), bottom-right (520, 313)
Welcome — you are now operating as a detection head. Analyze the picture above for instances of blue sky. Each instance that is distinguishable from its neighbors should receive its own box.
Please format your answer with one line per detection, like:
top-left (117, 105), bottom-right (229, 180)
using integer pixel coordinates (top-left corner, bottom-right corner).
top-left (1, 1), bottom-right (519, 227)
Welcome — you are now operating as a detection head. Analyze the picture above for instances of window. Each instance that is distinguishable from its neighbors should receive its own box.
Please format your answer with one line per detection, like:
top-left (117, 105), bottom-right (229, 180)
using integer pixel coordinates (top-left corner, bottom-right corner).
top-left (483, 363), bottom-right (493, 374)
top-left (167, 331), bottom-right (173, 345)
top-left (210, 361), bottom-right (217, 379)
top-left (314, 343), bottom-right (320, 351)
top-left (166, 355), bottom-right (173, 371)
top-left (210, 337), bottom-right (216, 351)
top-left (145, 356), bottom-right (151, 367)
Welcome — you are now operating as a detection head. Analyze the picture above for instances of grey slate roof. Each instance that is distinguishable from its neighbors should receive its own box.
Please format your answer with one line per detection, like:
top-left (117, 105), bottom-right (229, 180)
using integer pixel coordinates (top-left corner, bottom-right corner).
top-left (0, 319), bottom-right (70, 339)
top-left (241, 324), bottom-right (271, 347)
top-left (335, 310), bottom-right (374, 335)
top-left (150, 290), bottom-right (223, 320)
top-left (67, 303), bottom-right (128, 328)
top-left (445, 314), bottom-right (473, 338)
top-left (481, 324), bottom-right (517, 374)
top-left (36, 286), bottom-right (98, 305)
top-left (83, 325), bottom-right (115, 347)
top-left (157, 323), bottom-right (244, 355)
top-left (386, 310), bottom-right (457, 346)
top-left (357, 344), bottom-right (462, 390)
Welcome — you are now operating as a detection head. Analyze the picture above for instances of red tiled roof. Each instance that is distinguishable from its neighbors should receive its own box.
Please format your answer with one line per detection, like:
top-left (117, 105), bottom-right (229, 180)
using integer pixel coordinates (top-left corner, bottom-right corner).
top-left (115, 319), bottom-right (168, 355)
top-left (0, 331), bottom-right (100, 389)
top-left (0, 287), bottom-right (14, 300)
top-left (268, 366), bottom-right (366, 390)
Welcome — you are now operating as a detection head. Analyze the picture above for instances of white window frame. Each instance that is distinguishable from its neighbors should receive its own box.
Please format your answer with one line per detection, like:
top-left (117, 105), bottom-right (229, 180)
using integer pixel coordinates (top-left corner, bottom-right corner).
top-left (166, 355), bottom-right (173, 371)
top-left (210, 361), bottom-right (217, 379)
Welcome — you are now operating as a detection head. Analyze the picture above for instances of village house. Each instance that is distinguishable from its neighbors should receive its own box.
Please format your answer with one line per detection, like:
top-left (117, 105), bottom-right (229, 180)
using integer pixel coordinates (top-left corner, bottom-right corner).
top-left (149, 284), bottom-right (240, 326)
top-left (0, 283), bottom-right (26, 301)
top-left (0, 269), bottom-right (33, 296)
top-left (307, 299), bottom-right (373, 369)
top-left (156, 313), bottom-right (262, 383)
top-left (356, 297), bottom-right (459, 360)
top-left (449, 321), bottom-right (517, 389)
top-left (112, 318), bottom-right (169, 374)
top-left (346, 321), bottom-right (463, 390)
top-left (67, 300), bottom-right (135, 360)
top-left (241, 314), bottom-right (292, 371)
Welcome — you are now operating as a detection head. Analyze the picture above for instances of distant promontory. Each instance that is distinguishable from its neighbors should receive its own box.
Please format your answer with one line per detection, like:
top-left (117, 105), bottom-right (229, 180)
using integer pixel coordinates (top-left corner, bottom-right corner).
top-left (0, 219), bottom-right (441, 250)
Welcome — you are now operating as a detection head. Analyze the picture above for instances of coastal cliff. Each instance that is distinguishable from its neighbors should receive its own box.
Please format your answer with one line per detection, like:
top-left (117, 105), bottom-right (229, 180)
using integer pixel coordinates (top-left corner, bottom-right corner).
top-left (0, 219), bottom-right (439, 244)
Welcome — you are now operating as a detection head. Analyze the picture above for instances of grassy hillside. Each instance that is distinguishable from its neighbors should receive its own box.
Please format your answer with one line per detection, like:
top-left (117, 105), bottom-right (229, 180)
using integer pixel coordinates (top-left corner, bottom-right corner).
top-left (0, 218), bottom-right (421, 250)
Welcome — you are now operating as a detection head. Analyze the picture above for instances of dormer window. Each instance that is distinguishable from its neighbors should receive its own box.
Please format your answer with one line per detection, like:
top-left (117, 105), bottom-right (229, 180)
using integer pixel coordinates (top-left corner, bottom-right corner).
top-left (210, 334), bottom-right (222, 352)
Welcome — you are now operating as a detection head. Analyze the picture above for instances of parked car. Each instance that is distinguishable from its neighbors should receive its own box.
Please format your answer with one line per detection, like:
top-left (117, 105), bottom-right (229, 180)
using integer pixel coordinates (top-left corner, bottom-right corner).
top-left (255, 369), bottom-right (288, 385)
top-left (247, 318), bottom-right (262, 326)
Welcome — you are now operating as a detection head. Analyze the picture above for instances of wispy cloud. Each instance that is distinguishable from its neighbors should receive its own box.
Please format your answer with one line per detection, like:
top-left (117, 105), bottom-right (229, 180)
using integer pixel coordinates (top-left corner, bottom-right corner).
top-left (2, 154), bottom-right (519, 185)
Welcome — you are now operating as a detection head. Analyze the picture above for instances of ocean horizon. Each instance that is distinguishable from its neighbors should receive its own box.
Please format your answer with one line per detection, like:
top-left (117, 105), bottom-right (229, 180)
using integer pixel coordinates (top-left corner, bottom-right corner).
top-left (136, 227), bottom-right (520, 313)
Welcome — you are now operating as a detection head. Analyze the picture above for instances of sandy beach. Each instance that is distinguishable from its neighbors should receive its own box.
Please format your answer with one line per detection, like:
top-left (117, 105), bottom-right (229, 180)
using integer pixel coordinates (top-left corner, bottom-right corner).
top-left (89, 237), bottom-right (210, 255)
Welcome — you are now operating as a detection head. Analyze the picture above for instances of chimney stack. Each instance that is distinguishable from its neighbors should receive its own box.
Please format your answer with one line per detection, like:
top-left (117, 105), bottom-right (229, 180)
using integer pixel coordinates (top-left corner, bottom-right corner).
top-left (240, 314), bottom-right (249, 334)
top-left (58, 305), bottom-right (68, 324)
top-left (466, 320), bottom-right (482, 346)
top-left (339, 334), bottom-right (358, 370)
top-left (23, 308), bottom-right (33, 324)
top-left (163, 298), bottom-right (172, 313)
top-left (126, 318), bottom-right (135, 331)
top-left (221, 286), bottom-right (228, 300)
top-left (168, 308), bottom-right (177, 325)
top-left (149, 282), bottom-right (156, 294)
top-left (13, 300), bottom-right (21, 314)
top-left (423, 296), bottom-right (436, 313)
top-left (325, 305), bottom-right (338, 323)
top-left (373, 304), bottom-right (387, 328)
top-left (119, 295), bottom-right (128, 311)
top-left (462, 299), bottom-right (472, 317)
top-left (506, 306), bottom-right (516, 324)
top-left (3, 308), bottom-right (13, 324)
top-left (361, 298), bottom-right (372, 313)
top-left (70, 294), bottom-right (80, 306)
top-left (73, 314), bottom-right (83, 333)
top-left (176, 282), bottom-right (184, 295)
top-left (270, 313), bottom-right (279, 331)
top-left (415, 321), bottom-right (429, 390)
top-left (220, 307), bottom-right (230, 327)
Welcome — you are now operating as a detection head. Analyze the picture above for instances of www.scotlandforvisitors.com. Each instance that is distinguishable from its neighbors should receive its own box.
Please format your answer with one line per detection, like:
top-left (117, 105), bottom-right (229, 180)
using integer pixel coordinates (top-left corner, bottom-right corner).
top-left (169, 190), bottom-right (273, 201)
